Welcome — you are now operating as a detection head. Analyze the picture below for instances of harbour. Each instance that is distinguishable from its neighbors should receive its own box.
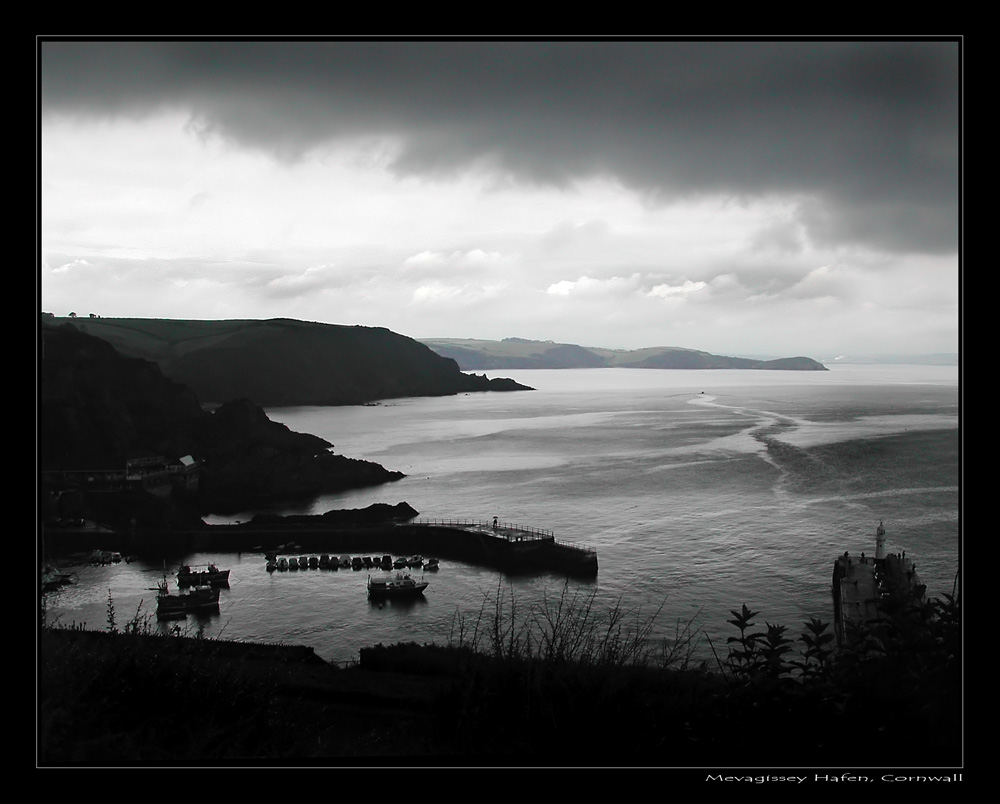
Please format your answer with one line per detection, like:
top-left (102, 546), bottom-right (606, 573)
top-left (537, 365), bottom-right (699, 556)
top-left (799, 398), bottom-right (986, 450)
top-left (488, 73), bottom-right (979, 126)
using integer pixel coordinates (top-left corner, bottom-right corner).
top-left (82, 516), bottom-right (601, 577)
top-left (41, 366), bottom-right (959, 669)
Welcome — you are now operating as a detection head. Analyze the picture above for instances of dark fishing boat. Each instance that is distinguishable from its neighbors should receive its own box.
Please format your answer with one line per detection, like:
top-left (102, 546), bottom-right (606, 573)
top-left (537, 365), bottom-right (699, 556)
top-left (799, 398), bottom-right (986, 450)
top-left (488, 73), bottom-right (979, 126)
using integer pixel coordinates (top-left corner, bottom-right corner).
top-left (156, 578), bottom-right (220, 619)
top-left (177, 564), bottom-right (231, 587)
top-left (367, 572), bottom-right (429, 598)
top-left (41, 564), bottom-right (77, 592)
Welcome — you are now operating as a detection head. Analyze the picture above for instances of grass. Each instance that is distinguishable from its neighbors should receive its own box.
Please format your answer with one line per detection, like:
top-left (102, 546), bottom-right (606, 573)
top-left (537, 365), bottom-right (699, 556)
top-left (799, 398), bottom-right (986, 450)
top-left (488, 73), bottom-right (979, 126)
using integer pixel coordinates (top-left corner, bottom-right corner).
top-left (37, 582), bottom-right (961, 765)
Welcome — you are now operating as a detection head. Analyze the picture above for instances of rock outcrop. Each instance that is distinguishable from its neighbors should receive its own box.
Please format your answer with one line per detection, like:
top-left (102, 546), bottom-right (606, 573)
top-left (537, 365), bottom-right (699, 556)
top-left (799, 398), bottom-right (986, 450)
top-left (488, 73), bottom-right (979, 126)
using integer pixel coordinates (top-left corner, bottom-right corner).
top-left (40, 324), bottom-right (404, 520)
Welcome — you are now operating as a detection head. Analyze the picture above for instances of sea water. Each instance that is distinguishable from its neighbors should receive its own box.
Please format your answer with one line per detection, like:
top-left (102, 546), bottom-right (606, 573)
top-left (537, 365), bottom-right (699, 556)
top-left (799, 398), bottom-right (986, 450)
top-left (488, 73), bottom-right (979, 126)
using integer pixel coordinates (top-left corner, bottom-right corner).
top-left (42, 364), bottom-right (960, 667)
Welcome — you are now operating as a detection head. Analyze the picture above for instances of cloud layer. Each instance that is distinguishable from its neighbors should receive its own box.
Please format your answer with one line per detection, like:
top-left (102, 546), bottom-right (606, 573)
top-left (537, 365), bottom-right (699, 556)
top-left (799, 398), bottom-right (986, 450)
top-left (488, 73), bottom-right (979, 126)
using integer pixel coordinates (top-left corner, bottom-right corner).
top-left (40, 39), bottom-right (960, 356)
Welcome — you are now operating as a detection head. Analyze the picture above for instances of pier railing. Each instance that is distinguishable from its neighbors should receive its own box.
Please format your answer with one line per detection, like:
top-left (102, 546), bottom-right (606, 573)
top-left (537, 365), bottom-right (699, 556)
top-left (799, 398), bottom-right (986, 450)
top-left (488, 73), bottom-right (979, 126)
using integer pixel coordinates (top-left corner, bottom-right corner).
top-left (411, 518), bottom-right (553, 540)
top-left (409, 518), bottom-right (597, 556)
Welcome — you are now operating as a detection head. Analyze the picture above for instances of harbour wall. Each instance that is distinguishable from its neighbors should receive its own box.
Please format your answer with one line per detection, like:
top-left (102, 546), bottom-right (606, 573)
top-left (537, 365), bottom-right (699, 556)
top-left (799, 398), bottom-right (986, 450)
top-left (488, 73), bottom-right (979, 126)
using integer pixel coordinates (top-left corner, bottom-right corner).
top-left (46, 521), bottom-right (599, 578)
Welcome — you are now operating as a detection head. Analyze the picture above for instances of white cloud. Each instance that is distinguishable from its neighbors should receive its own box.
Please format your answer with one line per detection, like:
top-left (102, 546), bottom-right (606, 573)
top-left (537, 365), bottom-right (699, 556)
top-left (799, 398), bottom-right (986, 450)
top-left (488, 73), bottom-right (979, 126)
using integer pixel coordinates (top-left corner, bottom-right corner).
top-left (52, 258), bottom-right (94, 274)
top-left (647, 280), bottom-right (708, 300)
top-left (39, 42), bottom-right (959, 357)
top-left (411, 281), bottom-right (508, 305)
top-left (403, 248), bottom-right (509, 270)
top-left (546, 274), bottom-right (643, 297)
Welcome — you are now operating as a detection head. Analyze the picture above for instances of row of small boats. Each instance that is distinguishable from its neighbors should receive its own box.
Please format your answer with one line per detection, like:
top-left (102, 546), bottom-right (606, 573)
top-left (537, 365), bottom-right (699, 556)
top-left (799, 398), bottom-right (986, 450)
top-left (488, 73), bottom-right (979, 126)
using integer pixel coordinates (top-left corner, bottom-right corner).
top-left (157, 551), bottom-right (441, 619)
top-left (265, 553), bottom-right (439, 572)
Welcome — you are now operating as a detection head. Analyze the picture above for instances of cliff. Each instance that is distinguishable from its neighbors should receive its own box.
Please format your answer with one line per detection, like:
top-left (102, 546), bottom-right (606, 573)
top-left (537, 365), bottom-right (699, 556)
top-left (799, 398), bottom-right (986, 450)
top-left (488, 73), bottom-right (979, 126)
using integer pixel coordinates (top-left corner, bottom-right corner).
top-left (421, 337), bottom-right (829, 371)
top-left (39, 324), bottom-right (404, 519)
top-left (43, 316), bottom-right (534, 406)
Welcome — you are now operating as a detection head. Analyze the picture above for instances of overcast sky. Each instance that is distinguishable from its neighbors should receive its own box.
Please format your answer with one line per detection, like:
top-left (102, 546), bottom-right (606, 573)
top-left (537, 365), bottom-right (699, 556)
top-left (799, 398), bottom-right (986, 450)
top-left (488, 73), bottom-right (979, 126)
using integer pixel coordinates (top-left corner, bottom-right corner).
top-left (39, 39), bottom-right (960, 357)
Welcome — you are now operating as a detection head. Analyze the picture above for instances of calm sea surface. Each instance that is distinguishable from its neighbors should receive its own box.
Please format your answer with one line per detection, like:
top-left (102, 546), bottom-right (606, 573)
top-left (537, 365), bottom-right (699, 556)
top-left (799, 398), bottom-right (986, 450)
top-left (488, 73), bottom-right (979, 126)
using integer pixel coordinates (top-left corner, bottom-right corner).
top-left (43, 364), bottom-right (960, 666)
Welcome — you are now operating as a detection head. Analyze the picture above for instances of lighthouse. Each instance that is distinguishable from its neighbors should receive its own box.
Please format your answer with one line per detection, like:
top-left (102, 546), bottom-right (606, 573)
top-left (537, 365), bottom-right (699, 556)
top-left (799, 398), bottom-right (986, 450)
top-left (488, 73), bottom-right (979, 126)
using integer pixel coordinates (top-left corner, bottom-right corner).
top-left (875, 520), bottom-right (887, 560)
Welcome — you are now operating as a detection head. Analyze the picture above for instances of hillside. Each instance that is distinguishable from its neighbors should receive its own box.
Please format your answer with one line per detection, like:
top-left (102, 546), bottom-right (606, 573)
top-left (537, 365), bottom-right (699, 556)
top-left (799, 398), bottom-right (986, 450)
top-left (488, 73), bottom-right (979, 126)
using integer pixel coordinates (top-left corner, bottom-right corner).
top-left (42, 317), bottom-right (533, 406)
top-left (39, 323), bottom-right (406, 519)
top-left (420, 337), bottom-right (828, 371)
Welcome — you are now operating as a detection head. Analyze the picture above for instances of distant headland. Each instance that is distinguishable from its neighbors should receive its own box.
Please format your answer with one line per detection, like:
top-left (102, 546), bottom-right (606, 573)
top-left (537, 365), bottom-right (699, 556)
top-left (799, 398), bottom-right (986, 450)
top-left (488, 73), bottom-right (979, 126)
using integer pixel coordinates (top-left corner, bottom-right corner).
top-left (419, 336), bottom-right (829, 371)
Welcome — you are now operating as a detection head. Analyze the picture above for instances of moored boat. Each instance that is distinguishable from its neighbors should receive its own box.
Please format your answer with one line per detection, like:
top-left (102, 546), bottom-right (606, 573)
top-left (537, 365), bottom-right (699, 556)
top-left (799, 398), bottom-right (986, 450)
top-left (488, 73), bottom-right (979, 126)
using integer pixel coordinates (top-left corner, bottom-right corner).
top-left (424, 557), bottom-right (440, 571)
top-left (367, 572), bottom-right (429, 598)
top-left (177, 564), bottom-right (231, 587)
top-left (41, 564), bottom-right (77, 591)
top-left (156, 578), bottom-right (220, 619)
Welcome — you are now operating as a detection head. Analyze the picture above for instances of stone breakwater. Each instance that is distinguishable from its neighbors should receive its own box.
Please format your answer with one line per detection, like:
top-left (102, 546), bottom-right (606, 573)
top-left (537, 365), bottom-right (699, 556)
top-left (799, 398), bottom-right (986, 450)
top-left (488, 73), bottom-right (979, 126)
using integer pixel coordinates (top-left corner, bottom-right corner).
top-left (189, 522), bottom-right (598, 577)
top-left (44, 504), bottom-right (598, 577)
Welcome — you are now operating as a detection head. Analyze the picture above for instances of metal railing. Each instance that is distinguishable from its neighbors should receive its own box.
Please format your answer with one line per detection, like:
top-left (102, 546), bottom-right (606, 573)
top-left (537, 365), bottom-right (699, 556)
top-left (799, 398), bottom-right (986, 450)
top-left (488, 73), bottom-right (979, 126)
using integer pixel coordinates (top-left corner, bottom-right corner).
top-left (408, 518), bottom-right (597, 556)
top-left (410, 518), bottom-right (554, 540)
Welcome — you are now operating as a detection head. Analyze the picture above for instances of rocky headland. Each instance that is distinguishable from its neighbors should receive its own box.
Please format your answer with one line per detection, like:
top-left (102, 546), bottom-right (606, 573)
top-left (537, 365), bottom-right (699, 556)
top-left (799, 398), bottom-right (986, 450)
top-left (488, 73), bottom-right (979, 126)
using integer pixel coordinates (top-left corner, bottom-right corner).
top-left (40, 324), bottom-right (406, 528)
top-left (43, 316), bottom-right (534, 406)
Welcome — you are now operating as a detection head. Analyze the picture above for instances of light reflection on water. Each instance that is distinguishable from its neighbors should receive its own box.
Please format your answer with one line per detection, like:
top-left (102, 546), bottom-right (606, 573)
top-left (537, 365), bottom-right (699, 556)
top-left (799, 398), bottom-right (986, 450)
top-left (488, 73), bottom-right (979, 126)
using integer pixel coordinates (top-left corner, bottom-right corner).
top-left (44, 365), bottom-right (959, 666)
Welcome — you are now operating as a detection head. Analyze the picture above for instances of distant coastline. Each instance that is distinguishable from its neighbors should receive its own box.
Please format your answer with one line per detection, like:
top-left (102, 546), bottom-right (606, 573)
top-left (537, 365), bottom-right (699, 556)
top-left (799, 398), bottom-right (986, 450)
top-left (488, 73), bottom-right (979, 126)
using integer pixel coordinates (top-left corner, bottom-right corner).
top-left (420, 337), bottom-right (829, 371)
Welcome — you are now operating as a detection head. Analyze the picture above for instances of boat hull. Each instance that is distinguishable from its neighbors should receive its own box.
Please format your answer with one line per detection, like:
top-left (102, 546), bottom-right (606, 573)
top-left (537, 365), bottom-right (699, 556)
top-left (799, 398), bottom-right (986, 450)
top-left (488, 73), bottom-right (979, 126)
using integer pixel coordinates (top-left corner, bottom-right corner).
top-left (177, 567), bottom-right (231, 587)
top-left (367, 572), bottom-right (429, 598)
top-left (157, 584), bottom-right (220, 619)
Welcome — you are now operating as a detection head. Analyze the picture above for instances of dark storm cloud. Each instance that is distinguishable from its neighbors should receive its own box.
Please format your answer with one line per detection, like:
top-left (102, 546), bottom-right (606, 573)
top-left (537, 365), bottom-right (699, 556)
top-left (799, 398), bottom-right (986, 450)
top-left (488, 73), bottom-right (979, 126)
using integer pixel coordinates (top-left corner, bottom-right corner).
top-left (41, 39), bottom-right (959, 254)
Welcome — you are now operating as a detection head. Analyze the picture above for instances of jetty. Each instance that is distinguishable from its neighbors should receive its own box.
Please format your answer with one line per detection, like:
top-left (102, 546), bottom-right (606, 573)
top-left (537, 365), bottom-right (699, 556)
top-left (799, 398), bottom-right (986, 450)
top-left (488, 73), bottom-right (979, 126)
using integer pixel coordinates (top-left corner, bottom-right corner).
top-left (832, 521), bottom-right (926, 646)
top-left (57, 507), bottom-right (600, 578)
top-left (399, 518), bottom-right (598, 577)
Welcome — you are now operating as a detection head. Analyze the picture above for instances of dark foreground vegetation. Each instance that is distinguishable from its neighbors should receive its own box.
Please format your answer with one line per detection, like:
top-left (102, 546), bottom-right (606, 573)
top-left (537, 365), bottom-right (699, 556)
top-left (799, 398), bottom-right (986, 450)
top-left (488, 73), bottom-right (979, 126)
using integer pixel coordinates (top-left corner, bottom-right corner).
top-left (38, 586), bottom-right (960, 767)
